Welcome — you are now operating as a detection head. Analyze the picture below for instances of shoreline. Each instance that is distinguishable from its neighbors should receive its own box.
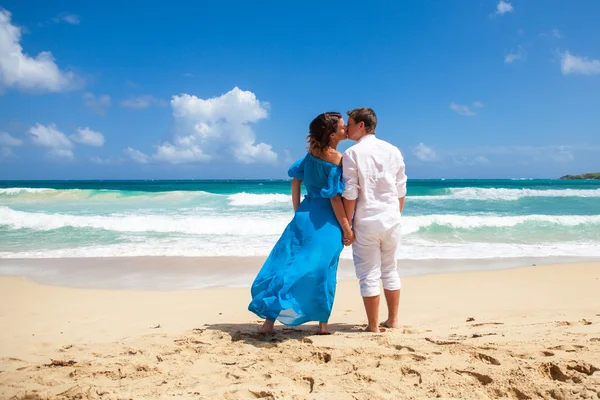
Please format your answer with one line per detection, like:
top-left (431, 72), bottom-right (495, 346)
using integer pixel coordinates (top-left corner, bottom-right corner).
top-left (1, 255), bottom-right (599, 291)
top-left (1, 262), bottom-right (599, 399)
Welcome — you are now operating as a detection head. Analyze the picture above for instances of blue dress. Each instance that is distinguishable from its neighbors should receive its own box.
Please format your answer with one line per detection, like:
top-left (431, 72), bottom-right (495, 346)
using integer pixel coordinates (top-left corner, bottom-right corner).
top-left (248, 153), bottom-right (345, 326)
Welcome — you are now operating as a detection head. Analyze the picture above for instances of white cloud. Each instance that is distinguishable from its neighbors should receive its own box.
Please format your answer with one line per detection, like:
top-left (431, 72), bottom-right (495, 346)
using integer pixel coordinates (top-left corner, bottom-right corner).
top-left (120, 95), bottom-right (167, 110)
top-left (474, 156), bottom-right (491, 164)
top-left (0, 132), bottom-right (22, 146)
top-left (550, 146), bottom-right (573, 162)
top-left (90, 156), bottom-right (123, 165)
top-left (124, 147), bottom-right (151, 164)
top-left (27, 123), bottom-right (72, 150)
top-left (541, 29), bottom-right (563, 39)
top-left (407, 144), bottom-right (592, 166)
top-left (552, 29), bottom-right (562, 39)
top-left (83, 92), bottom-right (111, 115)
top-left (47, 148), bottom-right (74, 160)
top-left (183, 73), bottom-right (194, 78)
top-left (153, 142), bottom-right (211, 164)
top-left (452, 145), bottom-right (583, 164)
top-left (0, 8), bottom-right (80, 93)
top-left (52, 13), bottom-right (80, 25)
top-left (449, 101), bottom-right (483, 116)
top-left (496, 1), bottom-right (513, 15)
top-left (560, 51), bottom-right (600, 76)
top-left (128, 87), bottom-right (276, 165)
top-left (70, 127), bottom-right (105, 147)
top-left (413, 143), bottom-right (439, 162)
top-left (453, 155), bottom-right (491, 166)
top-left (126, 80), bottom-right (139, 88)
top-left (505, 46), bottom-right (527, 64)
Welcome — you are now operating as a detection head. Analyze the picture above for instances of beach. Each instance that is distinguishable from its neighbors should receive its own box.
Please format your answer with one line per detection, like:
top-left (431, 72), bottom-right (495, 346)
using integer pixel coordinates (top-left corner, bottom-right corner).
top-left (1, 260), bottom-right (599, 400)
top-left (3, 0), bottom-right (600, 397)
top-left (2, 180), bottom-right (600, 398)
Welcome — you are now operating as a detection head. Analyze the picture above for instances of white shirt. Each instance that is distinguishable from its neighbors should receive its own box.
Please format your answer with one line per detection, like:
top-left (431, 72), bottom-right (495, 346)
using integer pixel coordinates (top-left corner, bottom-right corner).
top-left (342, 134), bottom-right (407, 231)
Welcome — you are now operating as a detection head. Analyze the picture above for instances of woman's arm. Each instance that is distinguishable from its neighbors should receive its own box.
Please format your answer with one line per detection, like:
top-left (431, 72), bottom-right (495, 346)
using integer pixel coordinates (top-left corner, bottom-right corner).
top-left (331, 195), bottom-right (354, 245)
top-left (292, 178), bottom-right (302, 212)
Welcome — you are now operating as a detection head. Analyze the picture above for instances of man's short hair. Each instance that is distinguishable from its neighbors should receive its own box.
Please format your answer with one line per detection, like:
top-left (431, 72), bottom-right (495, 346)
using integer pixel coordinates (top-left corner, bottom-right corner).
top-left (347, 107), bottom-right (377, 134)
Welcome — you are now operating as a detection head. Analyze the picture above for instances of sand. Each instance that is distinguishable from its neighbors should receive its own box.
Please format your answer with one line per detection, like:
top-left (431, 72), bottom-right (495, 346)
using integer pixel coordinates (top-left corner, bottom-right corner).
top-left (1, 262), bottom-right (599, 399)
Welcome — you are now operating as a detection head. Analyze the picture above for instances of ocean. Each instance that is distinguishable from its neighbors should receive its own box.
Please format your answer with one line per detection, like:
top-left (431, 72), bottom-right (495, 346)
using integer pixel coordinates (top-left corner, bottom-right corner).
top-left (1, 179), bottom-right (599, 288)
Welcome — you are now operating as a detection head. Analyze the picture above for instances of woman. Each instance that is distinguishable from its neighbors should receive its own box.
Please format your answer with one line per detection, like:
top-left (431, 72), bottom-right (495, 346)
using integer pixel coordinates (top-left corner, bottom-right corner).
top-left (248, 112), bottom-right (353, 335)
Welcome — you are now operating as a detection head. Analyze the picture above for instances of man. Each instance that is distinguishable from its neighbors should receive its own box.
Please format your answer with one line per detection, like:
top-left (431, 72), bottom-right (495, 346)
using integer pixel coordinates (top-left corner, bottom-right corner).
top-left (342, 107), bottom-right (407, 333)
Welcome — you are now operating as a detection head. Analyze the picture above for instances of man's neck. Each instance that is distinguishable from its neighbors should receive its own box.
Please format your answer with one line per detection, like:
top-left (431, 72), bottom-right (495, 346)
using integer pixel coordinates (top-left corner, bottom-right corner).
top-left (357, 133), bottom-right (375, 142)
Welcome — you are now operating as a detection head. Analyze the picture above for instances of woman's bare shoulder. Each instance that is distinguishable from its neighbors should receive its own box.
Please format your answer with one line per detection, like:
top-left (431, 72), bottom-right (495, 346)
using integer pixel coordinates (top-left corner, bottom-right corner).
top-left (311, 150), bottom-right (343, 166)
top-left (321, 150), bottom-right (343, 166)
top-left (330, 151), bottom-right (343, 166)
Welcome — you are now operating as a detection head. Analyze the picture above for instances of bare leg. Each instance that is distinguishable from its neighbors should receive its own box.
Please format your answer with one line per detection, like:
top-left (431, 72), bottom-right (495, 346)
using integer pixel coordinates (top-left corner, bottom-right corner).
top-left (381, 289), bottom-right (400, 328)
top-left (318, 322), bottom-right (330, 335)
top-left (258, 319), bottom-right (275, 334)
top-left (363, 295), bottom-right (380, 332)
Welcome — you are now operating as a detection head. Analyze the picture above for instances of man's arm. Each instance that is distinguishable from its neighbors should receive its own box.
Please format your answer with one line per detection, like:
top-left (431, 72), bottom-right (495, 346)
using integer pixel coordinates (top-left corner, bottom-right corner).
top-left (343, 199), bottom-right (356, 223)
top-left (396, 152), bottom-right (407, 213)
top-left (341, 151), bottom-right (359, 223)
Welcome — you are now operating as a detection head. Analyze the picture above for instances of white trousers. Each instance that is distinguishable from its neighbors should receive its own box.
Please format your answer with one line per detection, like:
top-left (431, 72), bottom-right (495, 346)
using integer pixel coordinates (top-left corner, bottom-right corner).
top-left (352, 224), bottom-right (402, 297)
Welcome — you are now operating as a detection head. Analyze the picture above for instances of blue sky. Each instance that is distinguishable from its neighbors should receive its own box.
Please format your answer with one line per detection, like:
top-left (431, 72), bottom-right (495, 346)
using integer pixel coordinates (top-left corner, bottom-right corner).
top-left (0, 0), bottom-right (599, 179)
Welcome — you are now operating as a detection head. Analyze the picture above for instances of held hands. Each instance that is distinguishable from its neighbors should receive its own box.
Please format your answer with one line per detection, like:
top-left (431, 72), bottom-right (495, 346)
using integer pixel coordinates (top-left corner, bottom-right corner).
top-left (341, 223), bottom-right (354, 246)
top-left (343, 230), bottom-right (354, 246)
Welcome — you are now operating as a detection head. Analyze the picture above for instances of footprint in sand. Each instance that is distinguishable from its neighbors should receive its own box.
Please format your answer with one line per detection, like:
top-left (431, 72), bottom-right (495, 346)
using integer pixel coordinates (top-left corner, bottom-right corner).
top-left (310, 351), bottom-right (331, 363)
top-left (470, 332), bottom-right (497, 339)
top-left (472, 352), bottom-right (501, 366)
top-left (302, 376), bottom-right (315, 393)
top-left (394, 345), bottom-right (416, 352)
top-left (538, 362), bottom-right (569, 382)
top-left (508, 387), bottom-right (530, 400)
top-left (566, 360), bottom-right (599, 376)
top-left (425, 337), bottom-right (460, 345)
top-left (401, 366), bottom-right (422, 385)
top-left (548, 344), bottom-right (585, 353)
top-left (249, 389), bottom-right (275, 399)
top-left (471, 322), bottom-right (504, 327)
top-left (391, 353), bottom-right (427, 362)
top-left (455, 370), bottom-right (493, 386)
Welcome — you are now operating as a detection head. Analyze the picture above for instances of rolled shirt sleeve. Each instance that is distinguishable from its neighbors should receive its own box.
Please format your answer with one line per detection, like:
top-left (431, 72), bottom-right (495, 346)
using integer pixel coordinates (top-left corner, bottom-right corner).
top-left (342, 150), bottom-right (359, 201)
top-left (396, 151), bottom-right (408, 198)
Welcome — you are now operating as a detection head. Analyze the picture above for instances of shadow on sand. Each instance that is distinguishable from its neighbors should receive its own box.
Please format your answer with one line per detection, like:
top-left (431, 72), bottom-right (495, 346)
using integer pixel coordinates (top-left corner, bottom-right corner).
top-left (204, 322), bottom-right (370, 347)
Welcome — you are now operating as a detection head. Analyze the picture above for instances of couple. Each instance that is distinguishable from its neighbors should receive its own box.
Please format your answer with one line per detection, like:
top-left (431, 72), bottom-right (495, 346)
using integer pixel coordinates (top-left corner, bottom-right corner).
top-left (248, 107), bottom-right (407, 334)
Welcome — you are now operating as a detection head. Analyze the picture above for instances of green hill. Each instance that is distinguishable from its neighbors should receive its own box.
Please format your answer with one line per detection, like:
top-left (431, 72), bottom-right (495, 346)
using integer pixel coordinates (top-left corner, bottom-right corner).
top-left (559, 172), bottom-right (600, 180)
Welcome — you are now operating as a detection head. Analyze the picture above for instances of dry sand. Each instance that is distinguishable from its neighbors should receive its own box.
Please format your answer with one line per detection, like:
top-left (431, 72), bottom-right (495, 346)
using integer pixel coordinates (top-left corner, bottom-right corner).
top-left (1, 262), bottom-right (599, 399)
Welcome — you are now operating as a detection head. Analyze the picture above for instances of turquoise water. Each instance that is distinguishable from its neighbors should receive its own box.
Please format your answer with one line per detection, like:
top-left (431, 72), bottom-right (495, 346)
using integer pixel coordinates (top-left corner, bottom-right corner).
top-left (1, 179), bottom-right (600, 261)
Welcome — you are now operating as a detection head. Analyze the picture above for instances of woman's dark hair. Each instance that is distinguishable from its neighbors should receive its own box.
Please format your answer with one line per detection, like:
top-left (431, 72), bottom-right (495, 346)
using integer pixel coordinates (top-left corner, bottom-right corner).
top-left (307, 112), bottom-right (342, 154)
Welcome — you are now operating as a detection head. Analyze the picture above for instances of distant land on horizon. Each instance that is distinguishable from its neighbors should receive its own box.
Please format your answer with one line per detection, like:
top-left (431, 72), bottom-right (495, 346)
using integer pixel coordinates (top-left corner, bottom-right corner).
top-left (559, 172), bottom-right (600, 180)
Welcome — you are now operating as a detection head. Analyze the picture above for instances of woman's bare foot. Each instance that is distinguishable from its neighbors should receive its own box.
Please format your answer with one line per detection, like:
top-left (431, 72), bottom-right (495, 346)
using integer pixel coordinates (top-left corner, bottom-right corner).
top-left (380, 319), bottom-right (399, 329)
top-left (258, 320), bottom-right (275, 334)
top-left (318, 322), bottom-right (330, 335)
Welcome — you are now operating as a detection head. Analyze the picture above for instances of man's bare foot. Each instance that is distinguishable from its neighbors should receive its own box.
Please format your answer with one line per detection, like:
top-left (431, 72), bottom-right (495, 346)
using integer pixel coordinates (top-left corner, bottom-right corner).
top-left (258, 320), bottom-right (275, 334)
top-left (318, 322), bottom-right (330, 335)
top-left (380, 319), bottom-right (399, 329)
top-left (365, 324), bottom-right (383, 333)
